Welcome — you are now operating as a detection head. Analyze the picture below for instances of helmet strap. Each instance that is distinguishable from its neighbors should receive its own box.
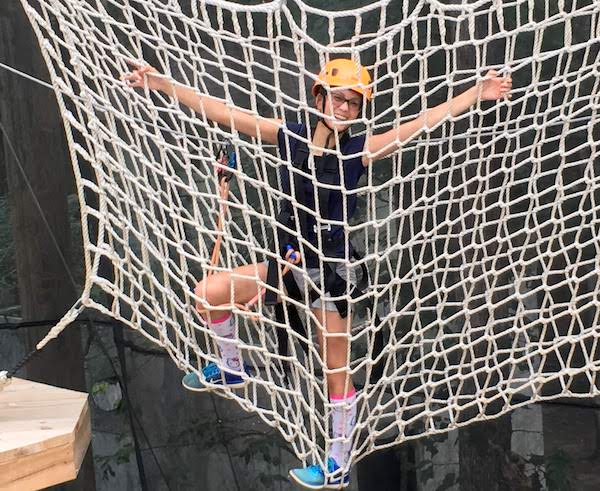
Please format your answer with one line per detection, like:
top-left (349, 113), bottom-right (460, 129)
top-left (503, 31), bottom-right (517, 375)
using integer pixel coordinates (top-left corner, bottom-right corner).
top-left (319, 87), bottom-right (327, 114)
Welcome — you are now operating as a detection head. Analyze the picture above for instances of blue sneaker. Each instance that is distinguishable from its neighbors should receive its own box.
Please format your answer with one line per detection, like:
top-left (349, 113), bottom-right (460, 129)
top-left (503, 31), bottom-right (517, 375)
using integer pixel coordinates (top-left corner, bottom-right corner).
top-left (289, 457), bottom-right (349, 489)
top-left (181, 362), bottom-right (247, 391)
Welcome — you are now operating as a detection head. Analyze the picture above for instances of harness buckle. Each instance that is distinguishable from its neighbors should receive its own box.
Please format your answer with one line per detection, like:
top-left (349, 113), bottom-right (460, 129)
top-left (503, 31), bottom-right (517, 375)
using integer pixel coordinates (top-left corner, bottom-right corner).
top-left (216, 139), bottom-right (237, 182)
top-left (313, 223), bottom-right (332, 233)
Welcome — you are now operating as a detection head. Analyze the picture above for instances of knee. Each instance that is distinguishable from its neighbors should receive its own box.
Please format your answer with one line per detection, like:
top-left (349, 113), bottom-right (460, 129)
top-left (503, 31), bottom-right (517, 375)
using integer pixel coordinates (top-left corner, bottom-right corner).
top-left (194, 278), bottom-right (219, 310)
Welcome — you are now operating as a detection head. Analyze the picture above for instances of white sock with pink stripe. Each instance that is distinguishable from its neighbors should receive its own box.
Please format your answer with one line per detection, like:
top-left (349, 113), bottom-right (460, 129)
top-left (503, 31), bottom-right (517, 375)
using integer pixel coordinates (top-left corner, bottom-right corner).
top-left (210, 314), bottom-right (242, 371)
top-left (329, 389), bottom-right (357, 468)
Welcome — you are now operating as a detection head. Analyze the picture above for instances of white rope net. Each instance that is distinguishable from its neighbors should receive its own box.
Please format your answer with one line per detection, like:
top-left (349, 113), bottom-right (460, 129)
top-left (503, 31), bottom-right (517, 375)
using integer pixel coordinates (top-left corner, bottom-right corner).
top-left (21, 0), bottom-right (600, 467)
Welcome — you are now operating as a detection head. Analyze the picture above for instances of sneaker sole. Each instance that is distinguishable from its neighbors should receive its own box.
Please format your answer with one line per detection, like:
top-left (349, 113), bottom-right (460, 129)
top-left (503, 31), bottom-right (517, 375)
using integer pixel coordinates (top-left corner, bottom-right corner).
top-left (181, 377), bottom-right (247, 392)
top-left (288, 470), bottom-right (325, 490)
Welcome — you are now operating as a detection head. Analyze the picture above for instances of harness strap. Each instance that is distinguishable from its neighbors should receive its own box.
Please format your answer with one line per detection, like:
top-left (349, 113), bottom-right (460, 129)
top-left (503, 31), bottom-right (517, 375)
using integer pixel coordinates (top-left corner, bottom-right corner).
top-left (268, 127), bottom-right (375, 372)
top-left (267, 128), bottom-right (360, 312)
top-left (306, 249), bottom-right (368, 318)
top-left (369, 314), bottom-right (385, 383)
top-left (274, 268), bottom-right (311, 382)
top-left (265, 133), bottom-right (312, 306)
top-left (314, 131), bottom-right (349, 222)
top-left (291, 142), bottom-right (311, 241)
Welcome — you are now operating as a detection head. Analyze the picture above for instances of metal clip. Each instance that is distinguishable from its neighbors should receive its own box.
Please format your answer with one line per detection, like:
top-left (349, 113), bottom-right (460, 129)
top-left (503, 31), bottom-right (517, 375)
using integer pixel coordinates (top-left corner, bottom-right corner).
top-left (313, 223), bottom-right (332, 233)
top-left (216, 139), bottom-right (237, 182)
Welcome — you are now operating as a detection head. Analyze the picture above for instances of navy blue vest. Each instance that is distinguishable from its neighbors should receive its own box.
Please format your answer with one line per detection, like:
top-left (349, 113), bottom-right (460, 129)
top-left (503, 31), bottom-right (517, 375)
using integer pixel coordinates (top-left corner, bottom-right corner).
top-left (277, 122), bottom-right (366, 259)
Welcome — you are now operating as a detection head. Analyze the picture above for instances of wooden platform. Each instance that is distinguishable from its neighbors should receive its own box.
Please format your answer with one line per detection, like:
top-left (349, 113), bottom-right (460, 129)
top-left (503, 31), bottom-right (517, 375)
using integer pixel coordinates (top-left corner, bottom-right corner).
top-left (0, 378), bottom-right (91, 491)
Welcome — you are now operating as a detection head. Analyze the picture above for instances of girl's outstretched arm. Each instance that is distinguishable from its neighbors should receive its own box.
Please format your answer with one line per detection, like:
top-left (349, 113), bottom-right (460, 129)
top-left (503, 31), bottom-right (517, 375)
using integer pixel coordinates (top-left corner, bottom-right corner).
top-left (121, 60), bottom-right (282, 144)
top-left (363, 70), bottom-right (512, 165)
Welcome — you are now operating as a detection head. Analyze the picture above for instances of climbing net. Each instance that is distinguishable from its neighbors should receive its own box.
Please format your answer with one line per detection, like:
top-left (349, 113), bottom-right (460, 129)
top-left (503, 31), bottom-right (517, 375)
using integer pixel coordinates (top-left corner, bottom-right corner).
top-left (20, 0), bottom-right (600, 467)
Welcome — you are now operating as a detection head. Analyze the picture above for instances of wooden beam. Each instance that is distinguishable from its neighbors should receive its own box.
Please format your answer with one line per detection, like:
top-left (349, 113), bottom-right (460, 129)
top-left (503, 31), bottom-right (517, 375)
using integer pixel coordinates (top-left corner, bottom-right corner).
top-left (0, 378), bottom-right (91, 491)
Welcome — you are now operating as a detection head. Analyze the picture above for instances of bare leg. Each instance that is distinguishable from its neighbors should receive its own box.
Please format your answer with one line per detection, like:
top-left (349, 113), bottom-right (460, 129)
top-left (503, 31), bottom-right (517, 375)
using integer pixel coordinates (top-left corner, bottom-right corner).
top-left (194, 262), bottom-right (268, 318)
top-left (313, 307), bottom-right (356, 469)
top-left (194, 263), bottom-right (266, 359)
top-left (313, 308), bottom-right (354, 396)
top-left (183, 263), bottom-right (269, 389)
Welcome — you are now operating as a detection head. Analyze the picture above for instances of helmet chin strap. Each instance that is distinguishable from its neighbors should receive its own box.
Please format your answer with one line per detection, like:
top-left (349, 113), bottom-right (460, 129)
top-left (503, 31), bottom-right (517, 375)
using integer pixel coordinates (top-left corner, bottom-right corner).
top-left (317, 120), bottom-right (335, 151)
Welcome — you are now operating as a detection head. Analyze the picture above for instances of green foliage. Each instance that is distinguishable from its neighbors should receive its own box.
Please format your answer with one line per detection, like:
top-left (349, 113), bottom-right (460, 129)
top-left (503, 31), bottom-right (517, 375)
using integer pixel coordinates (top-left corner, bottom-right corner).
top-left (167, 413), bottom-right (290, 490)
top-left (232, 437), bottom-right (290, 491)
top-left (96, 435), bottom-right (134, 482)
top-left (91, 381), bottom-right (110, 395)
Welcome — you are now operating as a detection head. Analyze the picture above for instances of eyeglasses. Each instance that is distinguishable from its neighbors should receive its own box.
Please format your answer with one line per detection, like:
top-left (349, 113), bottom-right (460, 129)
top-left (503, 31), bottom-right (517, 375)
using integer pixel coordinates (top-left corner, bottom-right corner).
top-left (330, 92), bottom-right (362, 112)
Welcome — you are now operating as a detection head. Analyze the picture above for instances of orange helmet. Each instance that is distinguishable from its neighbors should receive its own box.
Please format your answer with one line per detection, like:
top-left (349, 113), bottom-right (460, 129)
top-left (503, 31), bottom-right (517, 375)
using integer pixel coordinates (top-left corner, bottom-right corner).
top-left (311, 58), bottom-right (372, 101)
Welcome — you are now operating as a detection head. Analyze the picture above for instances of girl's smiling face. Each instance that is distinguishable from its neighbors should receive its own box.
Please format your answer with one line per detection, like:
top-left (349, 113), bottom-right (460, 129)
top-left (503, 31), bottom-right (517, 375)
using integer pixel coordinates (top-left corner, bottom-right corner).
top-left (316, 88), bottom-right (363, 132)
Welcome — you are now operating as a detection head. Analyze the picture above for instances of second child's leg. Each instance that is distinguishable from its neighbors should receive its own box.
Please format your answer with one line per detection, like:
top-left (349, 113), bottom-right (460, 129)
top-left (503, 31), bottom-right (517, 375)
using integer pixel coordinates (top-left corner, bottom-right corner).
top-left (183, 263), bottom-right (268, 390)
top-left (194, 262), bottom-right (268, 317)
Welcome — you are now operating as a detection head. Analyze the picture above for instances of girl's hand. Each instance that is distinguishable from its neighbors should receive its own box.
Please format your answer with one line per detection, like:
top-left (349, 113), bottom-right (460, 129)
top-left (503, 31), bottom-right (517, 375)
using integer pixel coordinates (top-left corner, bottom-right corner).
top-left (479, 70), bottom-right (512, 101)
top-left (120, 60), bottom-right (168, 92)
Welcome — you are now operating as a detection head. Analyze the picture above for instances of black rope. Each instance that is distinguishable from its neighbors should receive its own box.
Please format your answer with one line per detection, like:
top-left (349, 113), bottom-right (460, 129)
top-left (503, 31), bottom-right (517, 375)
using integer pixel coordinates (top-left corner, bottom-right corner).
top-left (0, 318), bottom-right (168, 378)
top-left (5, 347), bottom-right (40, 379)
top-left (0, 318), bottom-right (114, 330)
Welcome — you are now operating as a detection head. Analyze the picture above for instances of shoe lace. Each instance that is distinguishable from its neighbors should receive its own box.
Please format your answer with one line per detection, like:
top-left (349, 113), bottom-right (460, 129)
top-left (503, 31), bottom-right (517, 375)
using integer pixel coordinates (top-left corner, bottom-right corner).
top-left (202, 362), bottom-right (220, 379)
top-left (327, 458), bottom-right (340, 473)
top-left (306, 463), bottom-right (325, 479)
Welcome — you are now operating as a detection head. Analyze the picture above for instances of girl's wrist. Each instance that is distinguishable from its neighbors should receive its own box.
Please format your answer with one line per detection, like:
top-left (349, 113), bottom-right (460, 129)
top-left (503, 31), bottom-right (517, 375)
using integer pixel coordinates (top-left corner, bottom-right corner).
top-left (467, 84), bottom-right (479, 104)
top-left (156, 77), bottom-right (171, 93)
